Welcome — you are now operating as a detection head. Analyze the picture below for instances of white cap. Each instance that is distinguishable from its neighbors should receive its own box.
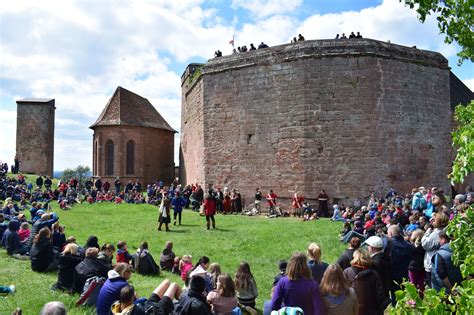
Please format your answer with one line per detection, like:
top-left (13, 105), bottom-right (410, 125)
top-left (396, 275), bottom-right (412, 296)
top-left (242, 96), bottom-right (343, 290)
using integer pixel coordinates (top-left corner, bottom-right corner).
top-left (365, 236), bottom-right (383, 248)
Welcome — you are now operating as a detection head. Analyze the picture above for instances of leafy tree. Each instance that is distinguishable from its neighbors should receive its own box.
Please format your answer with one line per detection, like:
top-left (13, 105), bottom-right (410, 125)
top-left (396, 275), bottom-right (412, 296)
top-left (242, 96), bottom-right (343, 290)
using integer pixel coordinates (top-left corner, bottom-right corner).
top-left (402, 0), bottom-right (474, 64)
top-left (449, 101), bottom-right (474, 184)
top-left (60, 165), bottom-right (91, 182)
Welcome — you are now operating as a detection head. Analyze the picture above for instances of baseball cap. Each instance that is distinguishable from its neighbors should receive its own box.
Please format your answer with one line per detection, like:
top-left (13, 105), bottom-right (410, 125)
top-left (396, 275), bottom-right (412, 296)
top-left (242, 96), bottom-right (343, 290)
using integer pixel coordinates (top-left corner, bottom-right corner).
top-left (365, 236), bottom-right (383, 248)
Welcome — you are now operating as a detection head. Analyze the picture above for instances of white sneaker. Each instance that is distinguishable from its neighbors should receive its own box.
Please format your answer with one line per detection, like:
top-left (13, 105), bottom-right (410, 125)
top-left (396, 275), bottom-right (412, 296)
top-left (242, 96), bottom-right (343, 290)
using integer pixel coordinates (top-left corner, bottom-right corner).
top-left (9, 285), bottom-right (16, 294)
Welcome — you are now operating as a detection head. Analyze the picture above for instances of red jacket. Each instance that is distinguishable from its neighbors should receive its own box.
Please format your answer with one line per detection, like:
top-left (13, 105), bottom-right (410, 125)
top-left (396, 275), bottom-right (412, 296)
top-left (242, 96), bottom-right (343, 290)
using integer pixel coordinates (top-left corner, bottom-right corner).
top-left (204, 198), bottom-right (216, 216)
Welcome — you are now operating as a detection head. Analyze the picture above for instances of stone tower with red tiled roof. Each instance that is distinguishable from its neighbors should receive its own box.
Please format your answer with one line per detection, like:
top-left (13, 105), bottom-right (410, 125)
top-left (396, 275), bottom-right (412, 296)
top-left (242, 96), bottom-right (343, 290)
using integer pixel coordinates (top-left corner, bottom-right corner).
top-left (90, 86), bottom-right (175, 186)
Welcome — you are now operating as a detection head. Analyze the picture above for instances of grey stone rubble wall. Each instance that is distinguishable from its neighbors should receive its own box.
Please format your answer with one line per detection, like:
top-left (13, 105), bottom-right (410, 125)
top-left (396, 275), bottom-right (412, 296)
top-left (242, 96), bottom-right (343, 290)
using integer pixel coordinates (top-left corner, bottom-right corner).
top-left (180, 38), bottom-right (452, 207)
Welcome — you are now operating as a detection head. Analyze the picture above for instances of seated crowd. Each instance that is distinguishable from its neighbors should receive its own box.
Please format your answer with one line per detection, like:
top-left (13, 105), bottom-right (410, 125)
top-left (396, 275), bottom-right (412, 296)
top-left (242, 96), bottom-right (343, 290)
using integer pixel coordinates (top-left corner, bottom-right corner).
top-left (1, 170), bottom-right (472, 314)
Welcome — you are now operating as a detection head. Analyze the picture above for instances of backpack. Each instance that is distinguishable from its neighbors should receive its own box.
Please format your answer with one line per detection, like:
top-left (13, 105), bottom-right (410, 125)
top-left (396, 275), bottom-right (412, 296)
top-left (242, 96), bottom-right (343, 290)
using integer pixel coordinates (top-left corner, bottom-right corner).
top-left (76, 276), bottom-right (105, 306)
top-left (271, 307), bottom-right (304, 315)
top-left (416, 197), bottom-right (427, 211)
top-left (173, 297), bottom-right (194, 315)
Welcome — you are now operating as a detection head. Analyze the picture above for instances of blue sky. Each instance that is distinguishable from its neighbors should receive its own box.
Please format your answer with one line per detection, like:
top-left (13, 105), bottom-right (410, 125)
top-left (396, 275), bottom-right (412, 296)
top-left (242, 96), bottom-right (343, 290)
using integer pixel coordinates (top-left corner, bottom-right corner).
top-left (0, 0), bottom-right (472, 171)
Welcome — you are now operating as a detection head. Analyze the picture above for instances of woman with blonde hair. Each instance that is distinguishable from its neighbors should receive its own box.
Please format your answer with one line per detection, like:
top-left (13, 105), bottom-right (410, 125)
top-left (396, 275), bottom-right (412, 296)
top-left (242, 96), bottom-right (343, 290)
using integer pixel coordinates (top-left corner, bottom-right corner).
top-left (207, 273), bottom-right (239, 315)
top-left (320, 264), bottom-right (358, 314)
top-left (207, 262), bottom-right (222, 291)
top-left (343, 249), bottom-right (383, 315)
top-left (409, 229), bottom-right (426, 294)
top-left (307, 242), bottom-right (328, 284)
top-left (52, 243), bottom-right (82, 291)
top-left (271, 252), bottom-right (325, 314)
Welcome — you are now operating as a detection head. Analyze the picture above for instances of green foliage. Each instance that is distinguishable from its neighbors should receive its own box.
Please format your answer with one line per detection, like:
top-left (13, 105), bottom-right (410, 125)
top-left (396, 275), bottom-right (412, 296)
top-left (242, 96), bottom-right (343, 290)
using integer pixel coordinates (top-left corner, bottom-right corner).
top-left (0, 202), bottom-right (345, 314)
top-left (446, 205), bottom-right (474, 277)
top-left (402, 0), bottom-right (474, 64)
top-left (449, 101), bottom-right (474, 184)
top-left (187, 66), bottom-right (202, 85)
top-left (60, 165), bottom-right (91, 182)
top-left (391, 280), bottom-right (474, 314)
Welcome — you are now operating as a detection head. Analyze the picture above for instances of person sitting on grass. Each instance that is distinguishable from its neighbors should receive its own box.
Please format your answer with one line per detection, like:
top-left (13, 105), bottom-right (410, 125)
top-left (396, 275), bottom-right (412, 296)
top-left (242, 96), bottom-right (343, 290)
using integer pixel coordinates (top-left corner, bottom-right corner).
top-left (133, 241), bottom-right (160, 275)
top-left (72, 247), bottom-right (110, 294)
top-left (4, 220), bottom-right (28, 256)
top-left (30, 227), bottom-right (57, 272)
top-left (273, 260), bottom-right (287, 286)
top-left (175, 276), bottom-right (212, 315)
top-left (18, 221), bottom-right (30, 243)
top-left (180, 255), bottom-right (193, 281)
top-left (25, 212), bottom-right (59, 251)
top-left (98, 243), bottom-right (115, 269)
top-left (336, 237), bottom-right (361, 271)
top-left (52, 243), bottom-right (82, 291)
top-left (320, 264), bottom-right (358, 315)
top-left (206, 263), bottom-right (222, 291)
top-left (235, 261), bottom-right (258, 311)
top-left (111, 280), bottom-right (182, 315)
top-left (116, 241), bottom-right (133, 265)
top-left (343, 249), bottom-right (384, 315)
top-left (51, 222), bottom-right (66, 251)
top-left (307, 242), bottom-right (329, 284)
top-left (81, 235), bottom-right (100, 257)
top-left (270, 252), bottom-right (325, 314)
top-left (97, 263), bottom-right (132, 315)
top-left (159, 241), bottom-right (175, 271)
top-left (207, 273), bottom-right (239, 315)
top-left (330, 204), bottom-right (346, 222)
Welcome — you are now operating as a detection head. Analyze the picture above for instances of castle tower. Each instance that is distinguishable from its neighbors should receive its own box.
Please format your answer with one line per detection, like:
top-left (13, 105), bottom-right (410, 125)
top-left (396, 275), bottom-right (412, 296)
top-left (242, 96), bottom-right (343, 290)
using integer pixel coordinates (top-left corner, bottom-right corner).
top-left (90, 86), bottom-right (176, 186)
top-left (16, 98), bottom-right (55, 176)
top-left (180, 38), bottom-right (471, 203)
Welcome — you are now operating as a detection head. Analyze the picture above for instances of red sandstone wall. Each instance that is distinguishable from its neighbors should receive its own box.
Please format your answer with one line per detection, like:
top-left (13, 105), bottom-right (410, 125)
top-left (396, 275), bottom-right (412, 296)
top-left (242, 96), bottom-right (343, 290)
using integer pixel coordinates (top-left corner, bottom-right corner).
top-left (16, 102), bottom-right (55, 176)
top-left (180, 79), bottom-right (205, 185)
top-left (93, 126), bottom-right (174, 186)
top-left (181, 39), bottom-right (453, 206)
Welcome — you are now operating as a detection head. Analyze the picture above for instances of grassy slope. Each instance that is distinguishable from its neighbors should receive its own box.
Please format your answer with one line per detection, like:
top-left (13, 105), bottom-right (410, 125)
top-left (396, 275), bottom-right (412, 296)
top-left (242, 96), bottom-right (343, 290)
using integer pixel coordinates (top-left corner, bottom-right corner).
top-left (0, 202), bottom-right (345, 314)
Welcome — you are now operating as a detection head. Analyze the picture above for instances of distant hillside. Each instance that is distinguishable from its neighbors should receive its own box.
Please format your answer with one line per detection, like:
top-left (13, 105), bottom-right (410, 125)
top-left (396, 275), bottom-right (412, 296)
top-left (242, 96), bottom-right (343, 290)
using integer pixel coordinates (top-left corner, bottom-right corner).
top-left (53, 170), bottom-right (92, 179)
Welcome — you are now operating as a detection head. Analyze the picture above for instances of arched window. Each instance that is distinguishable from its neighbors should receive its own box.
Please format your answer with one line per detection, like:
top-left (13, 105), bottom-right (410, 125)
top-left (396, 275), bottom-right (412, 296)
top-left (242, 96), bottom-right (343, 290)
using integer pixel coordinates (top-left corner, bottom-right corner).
top-left (105, 139), bottom-right (114, 175)
top-left (126, 140), bottom-right (134, 175)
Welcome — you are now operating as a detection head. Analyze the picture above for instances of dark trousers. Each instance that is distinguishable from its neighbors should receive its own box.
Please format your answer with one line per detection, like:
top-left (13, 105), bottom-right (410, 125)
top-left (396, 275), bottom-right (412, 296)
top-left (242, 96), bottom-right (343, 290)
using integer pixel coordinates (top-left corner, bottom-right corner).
top-left (206, 215), bottom-right (215, 229)
top-left (174, 211), bottom-right (182, 224)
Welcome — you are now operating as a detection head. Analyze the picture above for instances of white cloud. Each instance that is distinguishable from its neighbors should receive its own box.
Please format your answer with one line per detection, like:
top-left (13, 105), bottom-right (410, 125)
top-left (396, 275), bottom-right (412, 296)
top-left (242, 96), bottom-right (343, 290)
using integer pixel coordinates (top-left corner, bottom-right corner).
top-left (296, 0), bottom-right (459, 59)
top-left (232, 0), bottom-right (303, 19)
top-left (0, 0), bottom-right (470, 171)
top-left (463, 79), bottom-right (474, 92)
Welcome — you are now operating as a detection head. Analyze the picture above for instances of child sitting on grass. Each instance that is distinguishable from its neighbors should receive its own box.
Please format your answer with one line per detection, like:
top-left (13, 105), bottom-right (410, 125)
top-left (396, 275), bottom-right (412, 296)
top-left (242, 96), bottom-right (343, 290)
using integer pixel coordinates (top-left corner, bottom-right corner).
top-left (18, 222), bottom-right (30, 242)
top-left (116, 241), bottom-right (133, 265)
top-left (207, 273), bottom-right (239, 315)
top-left (180, 255), bottom-right (193, 281)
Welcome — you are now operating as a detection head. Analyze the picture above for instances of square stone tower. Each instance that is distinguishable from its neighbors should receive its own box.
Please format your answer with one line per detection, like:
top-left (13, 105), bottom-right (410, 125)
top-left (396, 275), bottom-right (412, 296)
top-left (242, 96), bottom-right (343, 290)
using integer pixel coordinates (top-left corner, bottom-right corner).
top-left (16, 98), bottom-right (55, 176)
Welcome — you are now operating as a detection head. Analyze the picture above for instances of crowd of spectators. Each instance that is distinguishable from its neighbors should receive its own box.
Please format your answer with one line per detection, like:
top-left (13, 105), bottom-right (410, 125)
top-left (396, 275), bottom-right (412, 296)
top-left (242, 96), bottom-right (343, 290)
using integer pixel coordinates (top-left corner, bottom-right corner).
top-left (1, 165), bottom-right (472, 314)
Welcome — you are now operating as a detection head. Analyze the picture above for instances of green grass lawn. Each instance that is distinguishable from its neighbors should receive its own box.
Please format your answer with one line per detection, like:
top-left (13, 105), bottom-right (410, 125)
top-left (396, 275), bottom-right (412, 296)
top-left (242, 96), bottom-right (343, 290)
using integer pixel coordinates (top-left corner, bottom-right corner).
top-left (0, 202), bottom-right (346, 314)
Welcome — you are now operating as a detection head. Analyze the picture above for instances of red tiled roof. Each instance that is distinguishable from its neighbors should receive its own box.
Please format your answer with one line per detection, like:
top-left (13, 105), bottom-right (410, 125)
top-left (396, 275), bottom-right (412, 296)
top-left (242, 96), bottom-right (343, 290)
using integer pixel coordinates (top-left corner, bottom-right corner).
top-left (90, 86), bottom-right (176, 132)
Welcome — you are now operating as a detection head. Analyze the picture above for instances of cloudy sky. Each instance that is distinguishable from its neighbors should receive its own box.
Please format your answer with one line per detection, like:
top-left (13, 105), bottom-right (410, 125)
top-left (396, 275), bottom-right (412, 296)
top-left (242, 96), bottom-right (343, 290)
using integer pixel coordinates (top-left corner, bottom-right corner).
top-left (1, 0), bottom-right (472, 171)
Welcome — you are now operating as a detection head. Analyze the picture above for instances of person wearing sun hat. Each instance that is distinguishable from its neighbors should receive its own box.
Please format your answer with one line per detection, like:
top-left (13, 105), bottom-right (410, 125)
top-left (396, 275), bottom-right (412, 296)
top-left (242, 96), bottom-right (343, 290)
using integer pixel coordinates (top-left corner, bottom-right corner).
top-left (365, 236), bottom-right (391, 309)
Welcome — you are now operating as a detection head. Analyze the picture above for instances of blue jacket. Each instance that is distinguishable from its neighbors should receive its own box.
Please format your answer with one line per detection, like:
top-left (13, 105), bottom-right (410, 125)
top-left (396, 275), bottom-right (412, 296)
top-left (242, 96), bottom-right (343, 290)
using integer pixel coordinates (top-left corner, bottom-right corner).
top-left (390, 235), bottom-right (413, 283)
top-left (172, 196), bottom-right (186, 213)
top-left (96, 270), bottom-right (128, 315)
top-left (431, 244), bottom-right (462, 292)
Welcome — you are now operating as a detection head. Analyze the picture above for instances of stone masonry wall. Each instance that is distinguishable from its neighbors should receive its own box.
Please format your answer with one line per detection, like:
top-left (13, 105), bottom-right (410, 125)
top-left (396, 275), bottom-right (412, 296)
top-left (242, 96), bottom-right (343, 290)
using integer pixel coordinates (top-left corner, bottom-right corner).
top-left (16, 101), bottom-right (55, 176)
top-left (181, 39), bottom-right (452, 207)
top-left (93, 125), bottom-right (174, 185)
top-left (180, 78), bottom-right (205, 185)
